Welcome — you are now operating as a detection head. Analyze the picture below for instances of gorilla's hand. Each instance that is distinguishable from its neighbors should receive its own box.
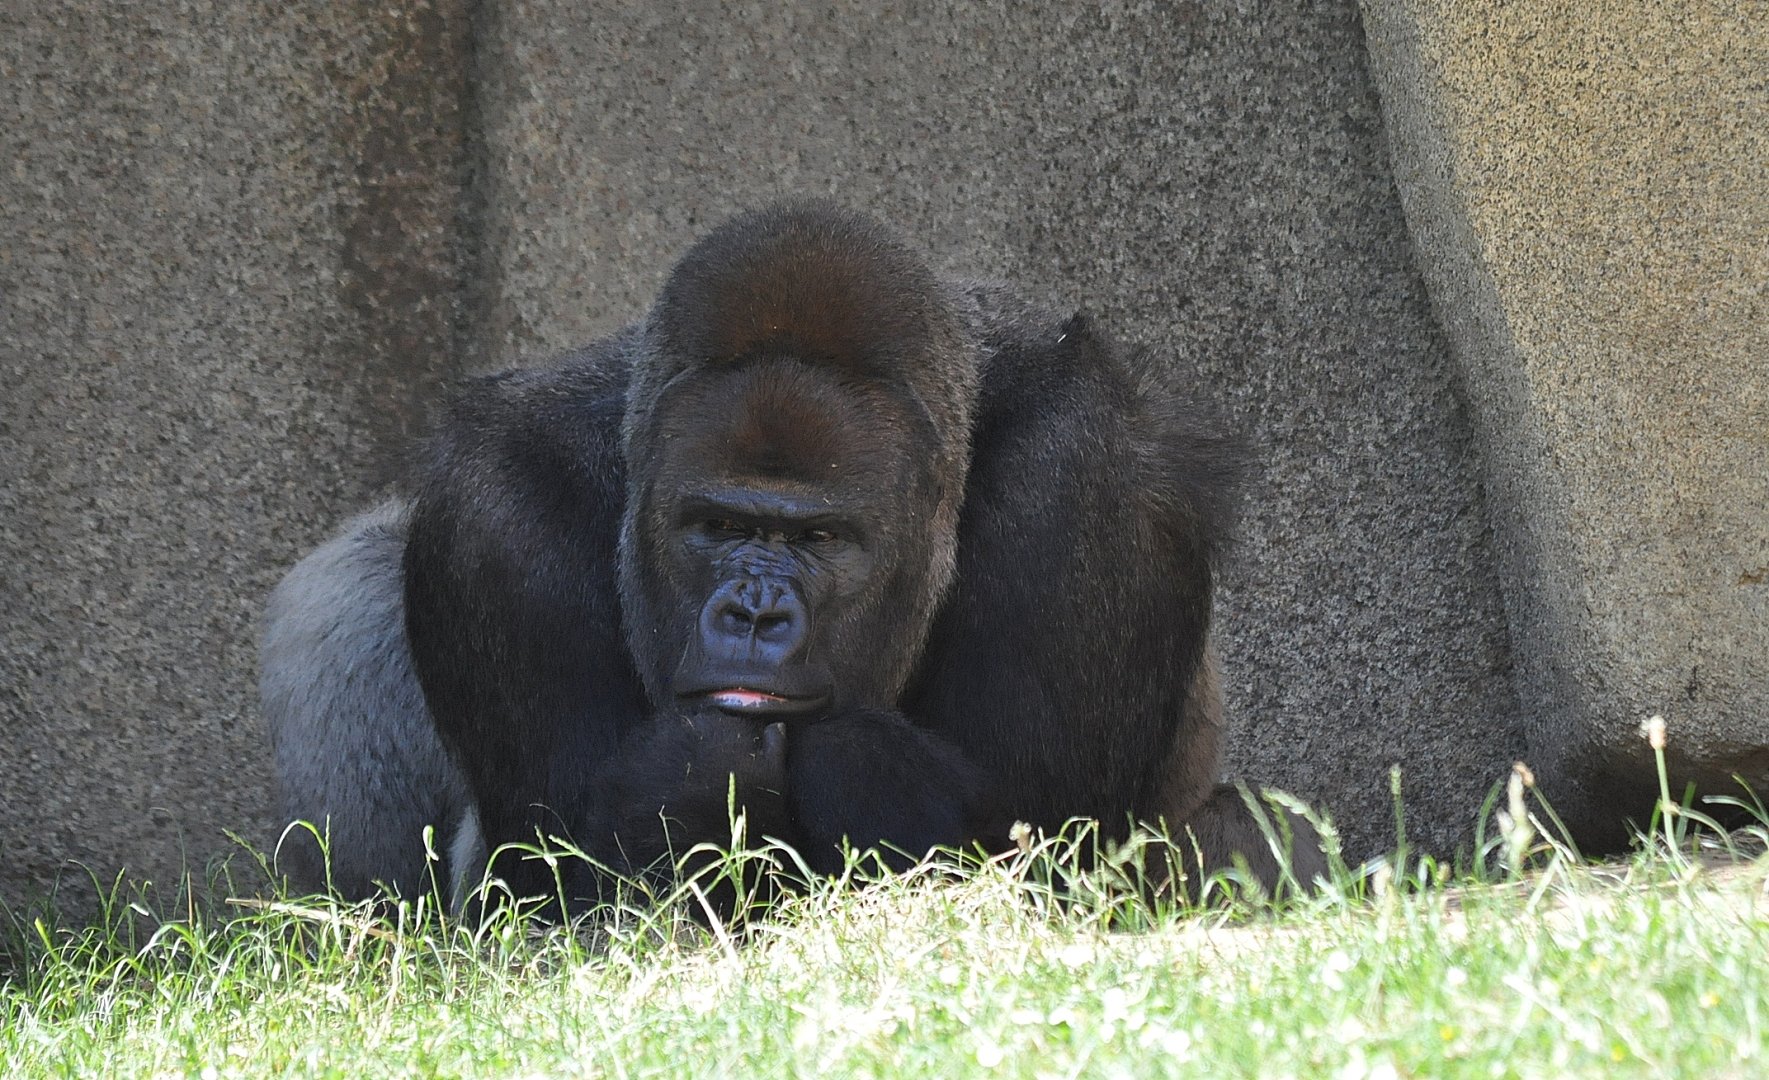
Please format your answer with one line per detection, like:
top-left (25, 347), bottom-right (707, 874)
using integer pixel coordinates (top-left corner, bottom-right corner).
top-left (784, 709), bottom-right (986, 876)
top-left (611, 711), bottom-right (792, 870)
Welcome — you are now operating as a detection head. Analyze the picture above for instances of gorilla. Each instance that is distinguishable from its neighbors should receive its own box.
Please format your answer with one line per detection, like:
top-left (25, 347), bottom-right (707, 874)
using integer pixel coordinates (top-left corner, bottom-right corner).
top-left (262, 202), bottom-right (1323, 911)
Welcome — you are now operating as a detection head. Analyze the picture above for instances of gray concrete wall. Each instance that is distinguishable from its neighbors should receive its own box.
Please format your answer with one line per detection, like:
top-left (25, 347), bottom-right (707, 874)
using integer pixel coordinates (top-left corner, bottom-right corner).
top-left (1, 0), bottom-right (471, 911)
top-left (1361, 0), bottom-right (1768, 848)
top-left (4, 0), bottom-right (1758, 913)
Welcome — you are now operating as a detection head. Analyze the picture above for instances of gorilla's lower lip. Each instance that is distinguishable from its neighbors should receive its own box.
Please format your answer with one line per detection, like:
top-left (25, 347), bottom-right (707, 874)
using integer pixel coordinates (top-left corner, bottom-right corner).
top-left (691, 689), bottom-right (828, 716)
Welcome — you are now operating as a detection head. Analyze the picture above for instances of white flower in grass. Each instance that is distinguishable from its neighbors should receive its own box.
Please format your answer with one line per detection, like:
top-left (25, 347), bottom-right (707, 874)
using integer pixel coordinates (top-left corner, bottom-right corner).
top-left (1320, 948), bottom-right (1354, 991)
top-left (1641, 714), bottom-right (1667, 750)
top-left (1138, 1023), bottom-right (1194, 1060)
top-left (1337, 1050), bottom-right (1397, 1080)
top-left (975, 1037), bottom-right (1006, 1068)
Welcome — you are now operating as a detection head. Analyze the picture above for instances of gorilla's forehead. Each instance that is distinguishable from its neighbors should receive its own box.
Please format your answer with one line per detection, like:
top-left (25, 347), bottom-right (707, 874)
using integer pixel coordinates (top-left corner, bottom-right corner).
top-left (651, 357), bottom-right (921, 492)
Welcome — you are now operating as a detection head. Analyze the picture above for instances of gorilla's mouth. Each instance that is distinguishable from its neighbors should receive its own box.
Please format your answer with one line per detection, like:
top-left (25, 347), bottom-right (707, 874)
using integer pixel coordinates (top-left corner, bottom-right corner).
top-left (674, 660), bottom-right (834, 717)
top-left (690, 687), bottom-right (829, 717)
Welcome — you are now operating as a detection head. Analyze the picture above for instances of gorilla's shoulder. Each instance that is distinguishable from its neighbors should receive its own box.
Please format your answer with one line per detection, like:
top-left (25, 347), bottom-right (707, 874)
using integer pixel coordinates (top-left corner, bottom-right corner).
top-left (958, 280), bottom-right (1166, 422)
top-left (958, 278), bottom-right (1246, 558)
top-left (414, 328), bottom-right (639, 487)
top-left (956, 281), bottom-right (1068, 359)
top-left (435, 328), bottom-right (639, 430)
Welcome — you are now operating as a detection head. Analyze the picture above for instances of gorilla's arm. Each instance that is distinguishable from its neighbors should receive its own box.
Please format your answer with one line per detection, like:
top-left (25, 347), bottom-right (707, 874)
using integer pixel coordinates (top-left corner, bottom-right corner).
top-left (402, 351), bottom-right (788, 906)
top-left (900, 305), bottom-right (1245, 847)
top-left (783, 709), bottom-right (991, 876)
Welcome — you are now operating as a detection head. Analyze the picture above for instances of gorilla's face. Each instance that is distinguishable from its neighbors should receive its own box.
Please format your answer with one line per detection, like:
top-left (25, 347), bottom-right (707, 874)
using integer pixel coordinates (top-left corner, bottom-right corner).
top-left (622, 356), bottom-right (949, 718)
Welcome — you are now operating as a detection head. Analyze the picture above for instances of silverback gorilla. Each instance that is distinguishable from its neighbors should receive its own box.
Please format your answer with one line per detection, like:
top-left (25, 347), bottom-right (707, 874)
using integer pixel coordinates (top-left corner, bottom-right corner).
top-left (262, 202), bottom-right (1322, 911)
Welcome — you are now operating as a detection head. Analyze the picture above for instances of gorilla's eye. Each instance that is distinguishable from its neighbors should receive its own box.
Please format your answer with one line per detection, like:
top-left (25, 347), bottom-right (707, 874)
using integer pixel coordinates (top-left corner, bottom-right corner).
top-left (704, 518), bottom-right (747, 537)
top-left (802, 528), bottom-right (838, 545)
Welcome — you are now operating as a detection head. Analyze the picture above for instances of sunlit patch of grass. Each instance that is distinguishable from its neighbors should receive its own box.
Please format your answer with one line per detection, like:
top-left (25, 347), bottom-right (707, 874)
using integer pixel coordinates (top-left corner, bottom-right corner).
top-left (4, 729), bottom-right (1766, 1077)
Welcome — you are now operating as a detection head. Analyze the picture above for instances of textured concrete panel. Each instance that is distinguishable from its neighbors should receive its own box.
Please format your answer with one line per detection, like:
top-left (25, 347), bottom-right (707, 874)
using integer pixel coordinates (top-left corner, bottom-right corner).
top-left (0, 0), bottom-right (468, 911)
top-left (1362, 1), bottom-right (1768, 847)
top-left (465, 0), bottom-right (1525, 858)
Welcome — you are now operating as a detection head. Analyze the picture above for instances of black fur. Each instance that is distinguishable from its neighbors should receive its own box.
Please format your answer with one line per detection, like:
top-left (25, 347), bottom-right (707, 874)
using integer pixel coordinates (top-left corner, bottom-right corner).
top-left (267, 202), bottom-right (1318, 912)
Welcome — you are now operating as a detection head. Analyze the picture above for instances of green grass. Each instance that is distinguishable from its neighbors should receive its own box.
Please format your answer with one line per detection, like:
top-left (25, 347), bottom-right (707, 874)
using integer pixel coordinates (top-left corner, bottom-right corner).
top-left (3, 768), bottom-right (1767, 1078)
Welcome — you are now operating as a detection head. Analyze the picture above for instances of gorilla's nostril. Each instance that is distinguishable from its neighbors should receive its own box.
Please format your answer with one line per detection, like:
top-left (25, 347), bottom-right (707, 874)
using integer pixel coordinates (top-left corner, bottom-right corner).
top-left (754, 612), bottom-right (793, 640)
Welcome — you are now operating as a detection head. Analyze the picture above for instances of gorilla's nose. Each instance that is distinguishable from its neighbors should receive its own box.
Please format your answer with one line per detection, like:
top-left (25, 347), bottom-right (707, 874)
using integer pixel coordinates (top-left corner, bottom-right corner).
top-left (701, 577), bottom-right (808, 662)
